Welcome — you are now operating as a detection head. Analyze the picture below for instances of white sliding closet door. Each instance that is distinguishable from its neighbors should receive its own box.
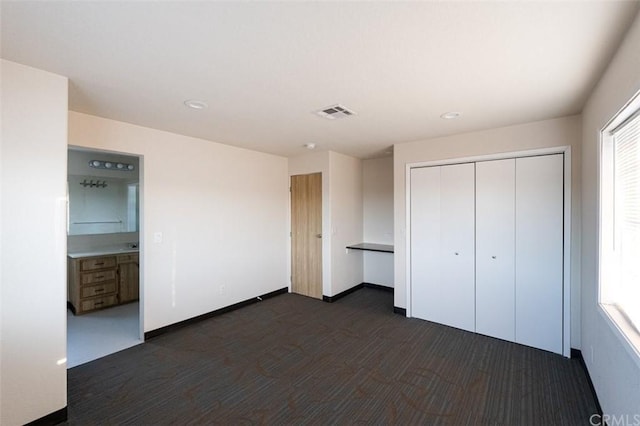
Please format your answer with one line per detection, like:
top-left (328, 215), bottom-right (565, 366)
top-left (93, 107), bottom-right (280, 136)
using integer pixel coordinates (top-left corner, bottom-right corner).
top-left (411, 163), bottom-right (475, 332)
top-left (515, 154), bottom-right (564, 354)
top-left (475, 159), bottom-right (515, 342)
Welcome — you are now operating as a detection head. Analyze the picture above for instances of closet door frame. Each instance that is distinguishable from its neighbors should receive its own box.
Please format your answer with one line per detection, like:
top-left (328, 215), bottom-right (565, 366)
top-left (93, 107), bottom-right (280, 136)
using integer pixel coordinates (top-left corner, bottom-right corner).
top-left (405, 146), bottom-right (572, 357)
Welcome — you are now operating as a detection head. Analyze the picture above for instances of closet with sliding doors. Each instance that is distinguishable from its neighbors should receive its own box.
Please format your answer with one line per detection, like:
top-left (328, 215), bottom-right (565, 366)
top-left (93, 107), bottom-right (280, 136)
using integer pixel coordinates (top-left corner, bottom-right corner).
top-left (409, 152), bottom-right (566, 355)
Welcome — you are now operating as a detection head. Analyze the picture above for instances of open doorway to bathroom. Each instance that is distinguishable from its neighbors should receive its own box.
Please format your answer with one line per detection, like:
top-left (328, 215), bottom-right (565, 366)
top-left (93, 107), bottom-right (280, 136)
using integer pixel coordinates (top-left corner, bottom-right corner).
top-left (66, 147), bottom-right (143, 367)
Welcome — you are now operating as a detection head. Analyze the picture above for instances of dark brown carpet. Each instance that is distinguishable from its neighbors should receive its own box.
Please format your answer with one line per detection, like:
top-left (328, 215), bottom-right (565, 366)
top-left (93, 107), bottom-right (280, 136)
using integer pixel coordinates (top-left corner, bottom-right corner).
top-left (66, 288), bottom-right (598, 425)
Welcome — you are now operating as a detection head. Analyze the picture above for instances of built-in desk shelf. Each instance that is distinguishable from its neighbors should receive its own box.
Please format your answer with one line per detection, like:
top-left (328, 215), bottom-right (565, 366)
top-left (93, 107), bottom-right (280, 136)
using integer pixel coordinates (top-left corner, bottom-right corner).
top-left (345, 243), bottom-right (394, 253)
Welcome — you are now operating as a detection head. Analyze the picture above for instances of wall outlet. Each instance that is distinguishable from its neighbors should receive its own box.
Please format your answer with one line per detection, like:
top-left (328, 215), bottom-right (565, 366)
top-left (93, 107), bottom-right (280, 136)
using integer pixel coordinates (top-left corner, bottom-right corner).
top-left (219, 285), bottom-right (225, 295)
top-left (153, 232), bottom-right (163, 243)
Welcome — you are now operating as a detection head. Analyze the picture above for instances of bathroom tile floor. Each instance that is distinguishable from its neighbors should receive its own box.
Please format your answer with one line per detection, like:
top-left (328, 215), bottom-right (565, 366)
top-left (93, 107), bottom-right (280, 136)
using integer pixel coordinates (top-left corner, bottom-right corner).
top-left (67, 301), bottom-right (142, 368)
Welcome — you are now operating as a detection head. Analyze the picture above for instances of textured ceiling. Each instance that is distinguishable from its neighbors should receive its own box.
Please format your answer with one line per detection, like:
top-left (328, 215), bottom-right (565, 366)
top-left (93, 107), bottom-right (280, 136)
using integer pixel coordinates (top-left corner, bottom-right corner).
top-left (2, 1), bottom-right (639, 158)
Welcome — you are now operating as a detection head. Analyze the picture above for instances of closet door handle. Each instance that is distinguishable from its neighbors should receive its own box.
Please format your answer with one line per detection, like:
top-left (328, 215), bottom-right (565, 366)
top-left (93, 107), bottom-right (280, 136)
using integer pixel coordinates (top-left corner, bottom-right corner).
top-left (454, 252), bottom-right (459, 256)
top-left (491, 256), bottom-right (497, 259)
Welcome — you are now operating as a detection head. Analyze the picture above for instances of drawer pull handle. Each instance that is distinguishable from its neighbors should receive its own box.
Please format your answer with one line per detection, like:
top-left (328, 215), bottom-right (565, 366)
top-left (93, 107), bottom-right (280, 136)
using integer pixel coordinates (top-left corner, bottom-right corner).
top-left (95, 275), bottom-right (104, 279)
top-left (95, 262), bottom-right (105, 266)
top-left (94, 302), bottom-right (104, 306)
top-left (94, 288), bottom-right (104, 292)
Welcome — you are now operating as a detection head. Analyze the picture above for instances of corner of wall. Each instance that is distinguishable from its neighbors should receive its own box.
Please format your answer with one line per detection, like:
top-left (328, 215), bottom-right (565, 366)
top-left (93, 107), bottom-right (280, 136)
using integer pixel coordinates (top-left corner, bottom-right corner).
top-left (1, 59), bottom-right (69, 425)
top-left (579, 8), bottom-right (640, 417)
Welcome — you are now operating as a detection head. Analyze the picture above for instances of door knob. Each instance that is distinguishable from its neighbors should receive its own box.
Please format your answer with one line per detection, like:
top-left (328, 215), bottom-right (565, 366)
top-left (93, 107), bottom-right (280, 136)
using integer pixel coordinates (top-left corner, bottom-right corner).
top-left (316, 234), bottom-right (322, 238)
top-left (492, 256), bottom-right (497, 259)
top-left (454, 252), bottom-right (459, 256)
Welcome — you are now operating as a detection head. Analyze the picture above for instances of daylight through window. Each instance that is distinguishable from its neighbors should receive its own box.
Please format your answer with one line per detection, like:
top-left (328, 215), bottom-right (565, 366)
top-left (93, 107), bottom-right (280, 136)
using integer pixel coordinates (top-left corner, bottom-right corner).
top-left (601, 106), bottom-right (640, 342)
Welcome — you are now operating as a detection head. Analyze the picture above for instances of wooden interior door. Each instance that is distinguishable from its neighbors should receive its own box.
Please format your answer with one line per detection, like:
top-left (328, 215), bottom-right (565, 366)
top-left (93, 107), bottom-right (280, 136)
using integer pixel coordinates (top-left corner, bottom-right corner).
top-left (291, 173), bottom-right (322, 299)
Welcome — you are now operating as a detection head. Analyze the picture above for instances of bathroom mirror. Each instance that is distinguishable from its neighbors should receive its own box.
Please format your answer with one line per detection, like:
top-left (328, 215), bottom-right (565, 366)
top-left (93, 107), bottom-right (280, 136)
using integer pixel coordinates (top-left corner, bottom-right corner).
top-left (68, 149), bottom-right (140, 236)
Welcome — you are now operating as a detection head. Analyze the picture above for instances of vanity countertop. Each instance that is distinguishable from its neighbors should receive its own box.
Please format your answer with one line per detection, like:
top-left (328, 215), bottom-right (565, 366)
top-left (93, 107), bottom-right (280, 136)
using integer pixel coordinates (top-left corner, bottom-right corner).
top-left (67, 247), bottom-right (139, 259)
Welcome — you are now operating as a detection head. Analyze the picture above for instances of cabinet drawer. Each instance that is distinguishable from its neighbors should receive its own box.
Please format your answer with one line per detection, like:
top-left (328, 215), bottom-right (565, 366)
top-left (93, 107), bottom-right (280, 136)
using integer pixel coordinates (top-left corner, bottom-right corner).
top-left (80, 256), bottom-right (116, 271)
top-left (81, 270), bottom-right (116, 285)
top-left (117, 254), bottom-right (139, 263)
top-left (80, 282), bottom-right (117, 298)
top-left (80, 295), bottom-right (117, 312)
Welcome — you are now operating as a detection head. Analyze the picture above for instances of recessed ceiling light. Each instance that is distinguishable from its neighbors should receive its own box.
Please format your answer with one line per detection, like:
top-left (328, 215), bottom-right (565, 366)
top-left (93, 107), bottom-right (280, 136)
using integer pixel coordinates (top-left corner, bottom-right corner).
top-left (184, 99), bottom-right (208, 110)
top-left (304, 143), bottom-right (316, 150)
top-left (440, 111), bottom-right (462, 120)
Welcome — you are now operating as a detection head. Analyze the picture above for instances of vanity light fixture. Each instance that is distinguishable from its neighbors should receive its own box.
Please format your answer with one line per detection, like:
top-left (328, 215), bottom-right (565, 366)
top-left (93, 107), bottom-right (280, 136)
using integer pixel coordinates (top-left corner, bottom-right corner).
top-left (89, 160), bottom-right (135, 171)
top-left (184, 99), bottom-right (208, 110)
top-left (80, 179), bottom-right (108, 188)
top-left (440, 111), bottom-right (462, 120)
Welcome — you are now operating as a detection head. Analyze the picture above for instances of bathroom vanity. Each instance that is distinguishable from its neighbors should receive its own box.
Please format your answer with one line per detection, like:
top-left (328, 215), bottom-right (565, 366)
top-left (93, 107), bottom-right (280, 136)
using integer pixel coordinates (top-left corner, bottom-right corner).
top-left (67, 248), bottom-right (139, 315)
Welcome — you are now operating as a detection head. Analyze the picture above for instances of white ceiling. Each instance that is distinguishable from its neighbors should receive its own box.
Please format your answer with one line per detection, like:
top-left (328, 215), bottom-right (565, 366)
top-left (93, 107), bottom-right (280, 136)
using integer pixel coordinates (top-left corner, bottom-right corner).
top-left (2, 1), bottom-right (639, 159)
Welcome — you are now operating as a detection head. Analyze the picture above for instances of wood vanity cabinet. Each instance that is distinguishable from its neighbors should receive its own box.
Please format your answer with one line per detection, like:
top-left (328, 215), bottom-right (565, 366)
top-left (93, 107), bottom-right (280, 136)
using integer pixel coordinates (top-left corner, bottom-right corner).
top-left (68, 255), bottom-right (118, 314)
top-left (68, 252), bottom-right (139, 315)
top-left (117, 254), bottom-right (139, 304)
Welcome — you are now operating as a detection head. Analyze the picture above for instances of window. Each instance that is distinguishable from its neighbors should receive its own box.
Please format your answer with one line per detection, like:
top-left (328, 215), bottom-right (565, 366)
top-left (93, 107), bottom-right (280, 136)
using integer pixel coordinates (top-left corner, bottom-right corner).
top-left (601, 98), bottom-right (640, 356)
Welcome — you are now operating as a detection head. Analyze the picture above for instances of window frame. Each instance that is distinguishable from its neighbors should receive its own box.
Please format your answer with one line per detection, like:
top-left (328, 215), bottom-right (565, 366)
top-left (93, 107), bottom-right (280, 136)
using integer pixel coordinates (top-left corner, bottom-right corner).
top-left (598, 90), bottom-right (640, 367)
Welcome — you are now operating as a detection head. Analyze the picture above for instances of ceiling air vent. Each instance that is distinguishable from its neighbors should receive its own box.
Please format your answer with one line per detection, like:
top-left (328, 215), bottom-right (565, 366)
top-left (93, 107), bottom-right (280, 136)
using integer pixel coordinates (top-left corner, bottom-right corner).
top-left (314, 104), bottom-right (356, 120)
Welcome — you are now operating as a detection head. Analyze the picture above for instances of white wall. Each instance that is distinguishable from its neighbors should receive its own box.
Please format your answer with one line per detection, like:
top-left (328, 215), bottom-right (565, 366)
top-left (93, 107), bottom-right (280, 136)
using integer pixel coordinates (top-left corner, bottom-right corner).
top-left (580, 10), bottom-right (640, 418)
top-left (68, 111), bottom-right (289, 333)
top-left (329, 151), bottom-right (363, 296)
top-left (363, 157), bottom-right (394, 244)
top-left (394, 115), bottom-right (582, 347)
top-left (1, 60), bottom-right (68, 425)
top-left (363, 156), bottom-right (394, 287)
